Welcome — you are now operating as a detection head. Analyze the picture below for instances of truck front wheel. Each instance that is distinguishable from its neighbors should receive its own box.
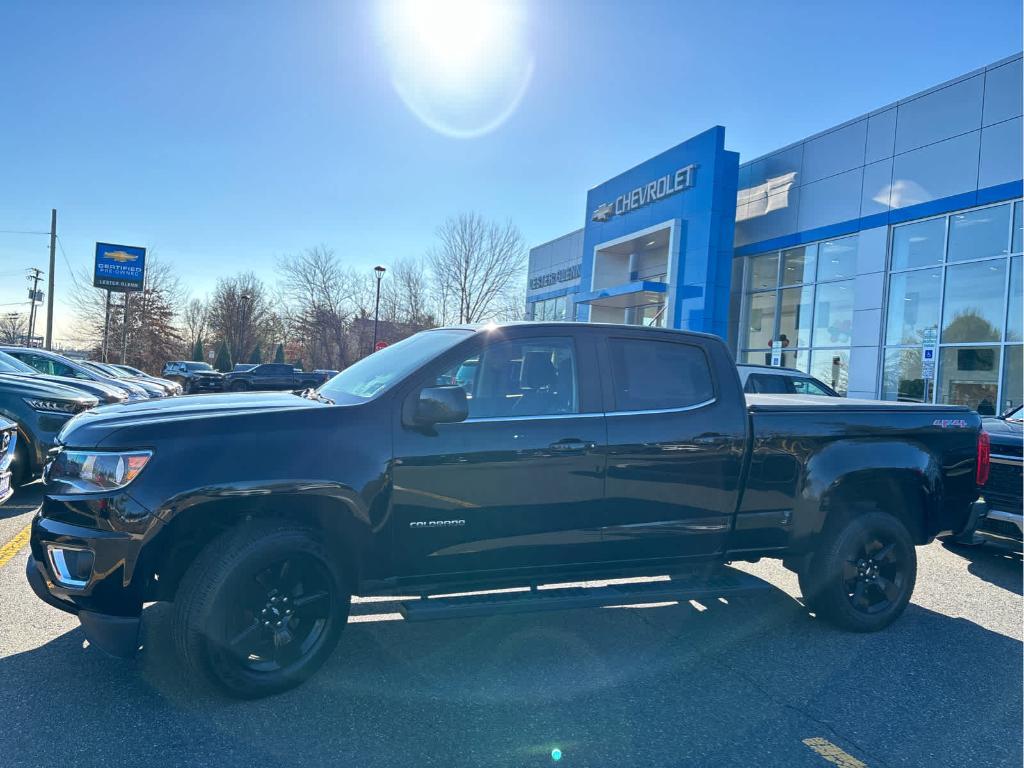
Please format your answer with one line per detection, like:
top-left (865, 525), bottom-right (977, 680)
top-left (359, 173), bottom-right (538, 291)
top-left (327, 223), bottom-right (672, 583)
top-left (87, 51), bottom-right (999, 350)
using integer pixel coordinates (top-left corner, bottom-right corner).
top-left (799, 509), bottom-right (916, 632)
top-left (172, 521), bottom-right (350, 698)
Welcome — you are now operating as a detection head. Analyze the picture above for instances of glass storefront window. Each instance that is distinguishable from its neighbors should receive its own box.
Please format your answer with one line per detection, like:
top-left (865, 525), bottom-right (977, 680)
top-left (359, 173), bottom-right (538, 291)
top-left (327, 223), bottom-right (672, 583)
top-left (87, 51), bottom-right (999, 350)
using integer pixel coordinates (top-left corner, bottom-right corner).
top-left (1003, 345), bottom-right (1022, 411)
top-left (947, 204), bottom-right (1011, 262)
top-left (778, 285), bottom-right (814, 348)
top-left (885, 268), bottom-right (942, 345)
top-left (817, 237), bottom-right (858, 281)
top-left (747, 253), bottom-right (779, 290)
top-left (745, 291), bottom-right (776, 349)
top-left (940, 259), bottom-right (1006, 343)
top-left (882, 347), bottom-right (925, 403)
top-left (812, 280), bottom-right (853, 346)
top-left (1007, 256), bottom-right (1021, 342)
top-left (1014, 202), bottom-right (1022, 254)
top-left (891, 218), bottom-right (945, 270)
top-left (938, 345), bottom-right (1000, 414)
top-left (781, 245), bottom-right (817, 285)
top-left (810, 349), bottom-right (849, 395)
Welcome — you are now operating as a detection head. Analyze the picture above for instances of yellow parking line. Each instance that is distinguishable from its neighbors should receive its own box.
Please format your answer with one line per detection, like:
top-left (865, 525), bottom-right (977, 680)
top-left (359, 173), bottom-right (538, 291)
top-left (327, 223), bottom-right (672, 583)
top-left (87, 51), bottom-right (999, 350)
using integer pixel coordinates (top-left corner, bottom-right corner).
top-left (0, 524), bottom-right (31, 569)
top-left (802, 738), bottom-right (867, 768)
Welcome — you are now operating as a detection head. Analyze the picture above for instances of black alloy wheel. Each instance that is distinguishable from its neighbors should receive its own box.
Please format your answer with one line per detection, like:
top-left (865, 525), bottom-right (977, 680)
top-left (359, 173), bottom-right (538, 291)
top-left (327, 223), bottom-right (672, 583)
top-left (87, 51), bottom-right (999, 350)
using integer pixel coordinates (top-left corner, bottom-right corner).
top-left (217, 555), bottom-right (334, 673)
top-left (173, 522), bottom-right (350, 698)
top-left (799, 508), bottom-right (916, 632)
top-left (841, 535), bottom-right (906, 615)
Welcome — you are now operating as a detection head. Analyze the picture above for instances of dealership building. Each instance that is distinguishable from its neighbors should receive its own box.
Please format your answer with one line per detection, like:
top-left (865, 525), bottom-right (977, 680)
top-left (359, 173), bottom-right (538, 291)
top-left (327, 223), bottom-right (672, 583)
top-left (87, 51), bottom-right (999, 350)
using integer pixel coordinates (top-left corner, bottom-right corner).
top-left (526, 54), bottom-right (1023, 413)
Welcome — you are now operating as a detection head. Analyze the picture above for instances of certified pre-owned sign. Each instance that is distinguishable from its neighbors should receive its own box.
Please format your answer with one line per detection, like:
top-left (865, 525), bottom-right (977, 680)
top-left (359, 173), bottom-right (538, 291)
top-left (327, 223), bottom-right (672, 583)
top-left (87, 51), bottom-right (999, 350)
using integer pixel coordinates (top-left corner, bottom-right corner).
top-left (94, 242), bottom-right (147, 292)
top-left (592, 164), bottom-right (696, 222)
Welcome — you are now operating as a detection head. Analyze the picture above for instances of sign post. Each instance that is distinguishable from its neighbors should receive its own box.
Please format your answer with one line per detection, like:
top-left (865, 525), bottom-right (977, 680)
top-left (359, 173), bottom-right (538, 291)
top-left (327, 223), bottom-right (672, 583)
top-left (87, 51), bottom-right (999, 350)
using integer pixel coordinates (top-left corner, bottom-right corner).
top-left (921, 327), bottom-right (938, 402)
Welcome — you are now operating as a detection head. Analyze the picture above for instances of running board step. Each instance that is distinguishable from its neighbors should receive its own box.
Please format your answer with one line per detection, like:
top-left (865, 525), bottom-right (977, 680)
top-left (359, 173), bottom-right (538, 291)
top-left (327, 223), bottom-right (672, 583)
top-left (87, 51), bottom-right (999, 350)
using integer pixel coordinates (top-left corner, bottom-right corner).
top-left (398, 568), bottom-right (771, 622)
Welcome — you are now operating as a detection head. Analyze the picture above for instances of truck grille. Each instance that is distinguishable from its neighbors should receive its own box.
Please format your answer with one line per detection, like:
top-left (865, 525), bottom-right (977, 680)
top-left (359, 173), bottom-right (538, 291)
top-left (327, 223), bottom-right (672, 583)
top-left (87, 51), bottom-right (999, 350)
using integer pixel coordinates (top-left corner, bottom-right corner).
top-left (983, 458), bottom-right (1023, 515)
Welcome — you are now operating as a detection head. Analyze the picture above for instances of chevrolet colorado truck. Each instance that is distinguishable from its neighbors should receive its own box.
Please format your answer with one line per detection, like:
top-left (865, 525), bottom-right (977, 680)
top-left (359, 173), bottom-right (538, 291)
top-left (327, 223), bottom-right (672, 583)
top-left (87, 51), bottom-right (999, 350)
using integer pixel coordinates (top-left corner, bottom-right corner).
top-left (27, 323), bottom-right (987, 698)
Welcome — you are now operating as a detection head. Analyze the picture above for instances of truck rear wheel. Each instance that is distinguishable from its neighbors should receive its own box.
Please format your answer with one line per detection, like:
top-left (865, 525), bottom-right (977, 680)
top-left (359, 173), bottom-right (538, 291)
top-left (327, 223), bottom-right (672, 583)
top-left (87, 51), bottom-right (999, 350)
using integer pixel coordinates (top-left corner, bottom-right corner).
top-left (799, 509), bottom-right (916, 632)
top-left (172, 521), bottom-right (350, 698)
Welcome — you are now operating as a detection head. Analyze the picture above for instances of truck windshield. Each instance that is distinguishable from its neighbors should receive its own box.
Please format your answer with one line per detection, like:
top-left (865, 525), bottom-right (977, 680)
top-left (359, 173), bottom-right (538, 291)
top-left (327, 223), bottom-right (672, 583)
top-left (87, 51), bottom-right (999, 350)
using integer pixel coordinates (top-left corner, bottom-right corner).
top-left (318, 329), bottom-right (471, 403)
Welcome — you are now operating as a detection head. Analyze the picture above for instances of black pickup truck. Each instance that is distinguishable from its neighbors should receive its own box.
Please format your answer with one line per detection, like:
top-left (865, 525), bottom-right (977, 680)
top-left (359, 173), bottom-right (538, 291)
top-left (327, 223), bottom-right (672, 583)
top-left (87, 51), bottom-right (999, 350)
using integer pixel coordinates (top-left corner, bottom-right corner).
top-left (222, 363), bottom-right (326, 392)
top-left (27, 323), bottom-right (986, 697)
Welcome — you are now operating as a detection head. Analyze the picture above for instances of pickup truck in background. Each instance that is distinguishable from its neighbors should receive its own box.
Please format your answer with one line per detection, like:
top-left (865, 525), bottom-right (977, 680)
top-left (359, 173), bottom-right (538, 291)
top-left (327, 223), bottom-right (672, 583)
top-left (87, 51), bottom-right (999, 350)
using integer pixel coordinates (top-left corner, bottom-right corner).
top-left (222, 363), bottom-right (327, 391)
top-left (27, 323), bottom-right (985, 698)
top-left (162, 361), bottom-right (225, 393)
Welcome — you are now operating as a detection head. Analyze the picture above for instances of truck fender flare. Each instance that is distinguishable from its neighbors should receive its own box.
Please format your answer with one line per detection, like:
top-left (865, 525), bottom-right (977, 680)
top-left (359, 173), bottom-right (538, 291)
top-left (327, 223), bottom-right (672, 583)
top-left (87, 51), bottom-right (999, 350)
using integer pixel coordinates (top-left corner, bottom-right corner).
top-left (795, 437), bottom-right (941, 545)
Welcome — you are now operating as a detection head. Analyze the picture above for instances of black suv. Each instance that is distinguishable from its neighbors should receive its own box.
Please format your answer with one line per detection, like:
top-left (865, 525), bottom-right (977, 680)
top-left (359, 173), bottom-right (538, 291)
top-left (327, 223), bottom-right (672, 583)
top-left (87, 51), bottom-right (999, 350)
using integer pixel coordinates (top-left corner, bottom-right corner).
top-left (162, 361), bottom-right (225, 393)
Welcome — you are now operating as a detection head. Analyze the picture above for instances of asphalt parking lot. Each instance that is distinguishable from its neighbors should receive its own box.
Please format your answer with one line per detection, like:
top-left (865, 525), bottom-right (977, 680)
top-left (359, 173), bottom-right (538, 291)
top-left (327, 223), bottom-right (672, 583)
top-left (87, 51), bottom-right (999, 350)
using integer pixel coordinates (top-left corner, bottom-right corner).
top-left (0, 483), bottom-right (1020, 768)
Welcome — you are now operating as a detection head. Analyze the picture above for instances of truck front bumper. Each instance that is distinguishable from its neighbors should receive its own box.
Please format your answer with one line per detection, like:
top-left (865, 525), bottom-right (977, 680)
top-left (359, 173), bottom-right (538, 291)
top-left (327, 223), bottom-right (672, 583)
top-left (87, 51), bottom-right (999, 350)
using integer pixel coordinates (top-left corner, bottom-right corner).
top-left (26, 554), bottom-right (141, 658)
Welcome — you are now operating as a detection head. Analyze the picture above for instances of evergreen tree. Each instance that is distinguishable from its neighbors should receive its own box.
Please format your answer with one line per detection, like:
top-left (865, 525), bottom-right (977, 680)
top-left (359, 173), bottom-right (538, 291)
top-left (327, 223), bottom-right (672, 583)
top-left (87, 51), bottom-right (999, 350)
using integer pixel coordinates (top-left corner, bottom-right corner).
top-left (192, 338), bottom-right (205, 363)
top-left (248, 343), bottom-right (262, 365)
top-left (273, 343), bottom-right (285, 364)
top-left (214, 340), bottom-right (233, 372)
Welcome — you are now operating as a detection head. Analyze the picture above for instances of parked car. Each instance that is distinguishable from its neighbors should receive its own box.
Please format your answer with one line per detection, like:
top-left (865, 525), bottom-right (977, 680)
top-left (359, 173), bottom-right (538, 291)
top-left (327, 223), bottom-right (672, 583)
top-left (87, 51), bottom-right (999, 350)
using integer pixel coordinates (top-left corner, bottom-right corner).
top-left (956, 406), bottom-right (1022, 545)
top-left (26, 323), bottom-right (985, 698)
top-left (232, 364), bottom-right (257, 373)
top-left (0, 350), bottom-right (129, 406)
top-left (0, 368), bottom-right (97, 486)
top-left (82, 361), bottom-right (168, 398)
top-left (737, 364), bottom-right (840, 396)
top-left (162, 361), bottom-right (225, 393)
top-left (1, 347), bottom-right (151, 401)
top-left (108, 364), bottom-right (183, 396)
top-left (0, 417), bottom-right (17, 505)
top-left (222, 362), bottom-right (325, 391)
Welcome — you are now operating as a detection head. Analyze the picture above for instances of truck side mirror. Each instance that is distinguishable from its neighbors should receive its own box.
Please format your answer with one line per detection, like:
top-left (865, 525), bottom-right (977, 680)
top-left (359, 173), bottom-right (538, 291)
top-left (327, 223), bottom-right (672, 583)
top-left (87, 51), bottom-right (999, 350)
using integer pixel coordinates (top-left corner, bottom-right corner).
top-left (416, 385), bottom-right (469, 425)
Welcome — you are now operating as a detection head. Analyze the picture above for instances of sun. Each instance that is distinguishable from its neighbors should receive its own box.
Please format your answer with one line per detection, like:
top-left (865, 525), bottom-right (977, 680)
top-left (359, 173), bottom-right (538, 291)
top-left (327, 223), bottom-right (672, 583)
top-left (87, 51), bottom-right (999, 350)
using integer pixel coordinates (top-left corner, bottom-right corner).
top-left (376, 0), bottom-right (535, 139)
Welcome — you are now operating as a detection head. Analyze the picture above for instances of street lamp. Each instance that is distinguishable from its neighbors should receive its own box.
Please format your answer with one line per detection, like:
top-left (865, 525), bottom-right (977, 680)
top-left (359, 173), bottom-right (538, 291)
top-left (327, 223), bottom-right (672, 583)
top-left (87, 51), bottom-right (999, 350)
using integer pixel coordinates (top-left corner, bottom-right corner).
top-left (372, 265), bottom-right (386, 353)
top-left (239, 293), bottom-right (252, 362)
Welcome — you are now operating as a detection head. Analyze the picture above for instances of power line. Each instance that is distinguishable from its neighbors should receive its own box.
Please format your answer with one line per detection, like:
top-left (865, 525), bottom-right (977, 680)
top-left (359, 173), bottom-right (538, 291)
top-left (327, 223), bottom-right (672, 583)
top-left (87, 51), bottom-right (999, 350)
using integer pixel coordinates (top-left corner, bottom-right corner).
top-left (0, 229), bottom-right (49, 236)
top-left (55, 235), bottom-right (83, 291)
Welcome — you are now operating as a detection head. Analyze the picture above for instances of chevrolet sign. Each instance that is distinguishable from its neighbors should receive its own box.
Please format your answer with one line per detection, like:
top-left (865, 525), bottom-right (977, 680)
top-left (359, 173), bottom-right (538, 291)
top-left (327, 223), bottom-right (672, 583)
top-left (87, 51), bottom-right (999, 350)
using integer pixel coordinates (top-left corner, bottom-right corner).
top-left (591, 164), bottom-right (696, 222)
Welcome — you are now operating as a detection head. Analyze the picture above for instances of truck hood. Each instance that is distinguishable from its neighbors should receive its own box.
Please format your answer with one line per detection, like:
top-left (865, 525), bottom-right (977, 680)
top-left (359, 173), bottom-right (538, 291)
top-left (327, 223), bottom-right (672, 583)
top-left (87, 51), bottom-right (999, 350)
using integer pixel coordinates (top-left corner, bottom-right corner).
top-left (57, 390), bottom-right (324, 447)
top-left (0, 372), bottom-right (99, 401)
top-left (20, 372), bottom-right (127, 402)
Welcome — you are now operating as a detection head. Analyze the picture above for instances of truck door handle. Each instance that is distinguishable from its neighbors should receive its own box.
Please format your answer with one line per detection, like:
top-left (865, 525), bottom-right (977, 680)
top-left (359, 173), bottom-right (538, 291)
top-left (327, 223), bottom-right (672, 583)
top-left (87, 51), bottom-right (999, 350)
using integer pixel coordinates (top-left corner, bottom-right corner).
top-left (692, 433), bottom-right (728, 446)
top-left (549, 439), bottom-right (596, 453)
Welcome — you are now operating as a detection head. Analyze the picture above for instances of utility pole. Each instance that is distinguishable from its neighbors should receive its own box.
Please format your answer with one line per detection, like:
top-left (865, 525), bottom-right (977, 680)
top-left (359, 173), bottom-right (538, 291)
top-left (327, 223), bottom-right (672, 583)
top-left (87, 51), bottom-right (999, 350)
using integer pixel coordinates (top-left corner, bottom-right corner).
top-left (26, 267), bottom-right (43, 346)
top-left (45, 208), bottom-right (56, 349)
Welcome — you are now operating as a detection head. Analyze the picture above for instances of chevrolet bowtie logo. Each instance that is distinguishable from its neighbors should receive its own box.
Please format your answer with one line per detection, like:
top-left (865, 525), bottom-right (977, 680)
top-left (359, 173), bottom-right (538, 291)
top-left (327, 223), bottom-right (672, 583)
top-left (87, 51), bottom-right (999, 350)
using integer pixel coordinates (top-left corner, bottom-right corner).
top-left (591, 202), bottom-right (614, 222)
top-left (106, 250), bottom-right (139, 263)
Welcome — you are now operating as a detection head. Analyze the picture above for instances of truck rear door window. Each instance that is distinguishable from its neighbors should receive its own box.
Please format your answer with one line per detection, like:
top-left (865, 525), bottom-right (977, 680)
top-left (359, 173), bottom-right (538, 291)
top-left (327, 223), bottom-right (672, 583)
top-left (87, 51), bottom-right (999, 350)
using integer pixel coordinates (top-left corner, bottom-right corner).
top-left (746, 373), bottom-right (791, 394)
top-left (608, 339), bottom-right (714, 411)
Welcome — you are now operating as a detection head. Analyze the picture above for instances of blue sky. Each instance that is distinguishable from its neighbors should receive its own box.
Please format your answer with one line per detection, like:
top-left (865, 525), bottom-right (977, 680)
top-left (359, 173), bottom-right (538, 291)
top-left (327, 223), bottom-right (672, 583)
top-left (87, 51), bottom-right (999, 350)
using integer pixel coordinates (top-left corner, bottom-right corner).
top-left (0, 0), bottom-right (1020, 343)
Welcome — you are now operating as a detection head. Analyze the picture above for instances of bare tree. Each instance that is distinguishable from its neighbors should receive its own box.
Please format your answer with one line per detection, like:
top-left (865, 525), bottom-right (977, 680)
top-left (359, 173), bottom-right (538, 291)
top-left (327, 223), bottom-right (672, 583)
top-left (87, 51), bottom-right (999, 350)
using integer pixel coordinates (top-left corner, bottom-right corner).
top-left (207, 273), bottom-right (278, 363)
top-left (181, 297), bottom-right (209, 353)
top-left (380, 256), bottom-right (435, 327)
top-left (427, 213), bottom-right (527, 324)
top-left (0, 313), bottom-right (27, 344)
top-left (276, 246), bottom-right (361, 370)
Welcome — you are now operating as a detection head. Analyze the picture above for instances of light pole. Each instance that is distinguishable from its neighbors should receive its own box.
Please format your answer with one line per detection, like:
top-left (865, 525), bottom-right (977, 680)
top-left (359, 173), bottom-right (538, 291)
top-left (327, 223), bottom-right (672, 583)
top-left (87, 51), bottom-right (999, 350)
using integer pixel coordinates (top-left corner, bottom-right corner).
top-left (372, 265), bottom-right (386, 353)
top-left (238, 293), bottom-right (252, 362)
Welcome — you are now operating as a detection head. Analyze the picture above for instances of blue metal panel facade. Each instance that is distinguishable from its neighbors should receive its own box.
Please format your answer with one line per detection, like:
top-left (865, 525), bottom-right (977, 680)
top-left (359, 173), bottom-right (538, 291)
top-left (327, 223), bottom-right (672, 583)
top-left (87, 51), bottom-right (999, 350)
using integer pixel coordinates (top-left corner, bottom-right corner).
top-left (577, 126), bottom-right (739, 337)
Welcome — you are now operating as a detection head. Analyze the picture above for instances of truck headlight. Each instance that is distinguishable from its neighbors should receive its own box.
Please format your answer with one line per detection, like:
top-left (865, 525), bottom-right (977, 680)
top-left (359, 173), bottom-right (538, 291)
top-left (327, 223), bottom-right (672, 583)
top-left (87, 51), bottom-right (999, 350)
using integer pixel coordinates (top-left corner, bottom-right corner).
top-left (49, 449), bottom-right (152, 493)
top-left (23, 397), bottom-right (90, 414)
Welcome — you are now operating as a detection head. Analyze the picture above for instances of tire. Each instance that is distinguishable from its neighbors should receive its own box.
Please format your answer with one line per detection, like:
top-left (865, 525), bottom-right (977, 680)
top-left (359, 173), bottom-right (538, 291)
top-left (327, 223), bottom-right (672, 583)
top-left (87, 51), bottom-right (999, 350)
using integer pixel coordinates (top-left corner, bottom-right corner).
top-left (172, 521), bottom-right (350, 698)
top-left (798, 508), bottom-right (916, 633)
top-left (10, 437), bottom-right (31, 488)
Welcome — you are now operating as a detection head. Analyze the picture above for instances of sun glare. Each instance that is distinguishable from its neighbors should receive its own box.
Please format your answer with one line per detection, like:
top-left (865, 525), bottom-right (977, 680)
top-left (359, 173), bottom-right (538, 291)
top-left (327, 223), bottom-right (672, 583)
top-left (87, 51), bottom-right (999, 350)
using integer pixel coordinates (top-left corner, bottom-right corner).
top-left (377, 0), bottom-right (534, 139)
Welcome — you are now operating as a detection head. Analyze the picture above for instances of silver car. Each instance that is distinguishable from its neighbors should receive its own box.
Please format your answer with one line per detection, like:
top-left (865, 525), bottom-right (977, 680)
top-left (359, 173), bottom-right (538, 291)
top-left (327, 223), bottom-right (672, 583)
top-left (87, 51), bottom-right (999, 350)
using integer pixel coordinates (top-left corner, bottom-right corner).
top-left (0, 347), bottom-right (151, 401)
